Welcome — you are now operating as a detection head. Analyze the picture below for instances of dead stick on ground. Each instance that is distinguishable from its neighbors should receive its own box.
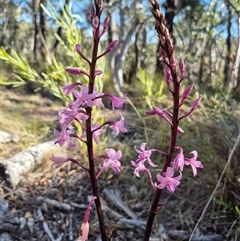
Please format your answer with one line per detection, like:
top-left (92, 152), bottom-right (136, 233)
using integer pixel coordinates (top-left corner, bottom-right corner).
top-left (68, 212), bottom-right (74, 241)
top-left (103, 188), bottom-right (138, 219)
top-left (37, 196), bottom-right (72, 212)
top-left (38, 208), bottom-right (64, 241)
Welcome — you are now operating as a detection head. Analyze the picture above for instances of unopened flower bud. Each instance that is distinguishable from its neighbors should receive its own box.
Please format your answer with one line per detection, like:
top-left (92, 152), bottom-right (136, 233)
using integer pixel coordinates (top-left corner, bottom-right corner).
top-left (99, 16), bottom-right (110, 38)
top-left (179, 97), bottom-right (203, 120)
top-left (78, 196), bottom-right (97, 241)
top-left (95, 70), bottom-right (103, 76)
top-left (177, 126), bottom-right (184, 134)
top-left (170, 54), bottom-right (176, 70)
top-left (93, 16), bottom-right (99, 29)
top-left (179, 57), bottom-right (185, 77)
top-left (75, 44), bottom-right (91, 64)
top-left (164, 68), bottom-right (172, 88)
top-left (179, 84), bottom-right (193, 106)
top-left (97, 40), bottom-right (119, 59)
top-left (108, 40), bottom-right (118, 51)
top-left (89, 5), bottom-right (95, 22)
top-left (103, 16), bottom-right (110, 29)
top-left (65, 67), bottom-right (90, 77)
top-left (75, 44), bottom-right (82, 54)
top-left (190, 97), bottom-right (202, 112)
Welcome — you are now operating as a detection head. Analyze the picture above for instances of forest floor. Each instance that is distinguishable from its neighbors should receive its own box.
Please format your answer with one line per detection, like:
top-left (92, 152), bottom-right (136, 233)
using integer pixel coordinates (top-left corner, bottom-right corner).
top-left (0, 88), bottom-right (240, 241)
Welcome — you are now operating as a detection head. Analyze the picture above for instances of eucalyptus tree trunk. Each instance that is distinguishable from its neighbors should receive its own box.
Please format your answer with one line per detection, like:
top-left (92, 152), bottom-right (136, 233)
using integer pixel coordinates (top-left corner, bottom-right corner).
top-left (107, 0), bottom-right (142, 95)
top-left (133, 23), bottom-right (146, 80)
top-left (1, 0), bottom-right (12, 47)
top-left (39, 0), bottom-right (46, 57)
top-left (114, 19), bottom-right (140, 94)
top-left (31, 0), bottom-right (41, 61)
top-left (164, 0), bottom-right (179, 37)
top-left (223, 0), bottom-right (232, 87)
top-left (233, 9), bottom-right (240, 90)
top-left (50, 0), bottom-right (70, 54)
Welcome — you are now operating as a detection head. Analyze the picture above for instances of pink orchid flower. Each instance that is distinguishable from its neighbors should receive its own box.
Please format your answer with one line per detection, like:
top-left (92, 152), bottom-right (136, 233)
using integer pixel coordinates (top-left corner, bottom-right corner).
top-left (184, 150), bottom-right (203, 176)
top-left (57, 104), bottom-right (88, 127)
top-left (54, 128), bottom-right (76, 148)
top-left (172, 147), bottom-right (185, 171)
top-left (73, 85), bottom-right (98, 108)
top-left (155, 167), bottom-right (182, 193)
top-left (62, 83), bottom-right (81, 95)
top-left (130, 160), bottom-right (155, 190)
top-left (99, 148), bottom-right (122, 173)
top-left (109, 113), bottom-right (128, 137)
top-left (134, 142), bottom-right (158, 167)
top-left (111, 95), bottom-right (125, 111)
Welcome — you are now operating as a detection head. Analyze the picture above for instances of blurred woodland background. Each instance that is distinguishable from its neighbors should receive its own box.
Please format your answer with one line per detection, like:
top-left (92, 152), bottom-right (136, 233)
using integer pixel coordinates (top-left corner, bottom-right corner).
top-left (0, 0), bottom-right (240, 97)
top-left (1, 0), bottom-right (240, 240)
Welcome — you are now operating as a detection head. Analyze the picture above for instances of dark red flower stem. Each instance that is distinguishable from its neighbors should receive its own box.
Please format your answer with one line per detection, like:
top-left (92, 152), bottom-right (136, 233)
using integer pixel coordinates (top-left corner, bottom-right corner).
top-left (143, 1), bottom-right (180, 240)
top-left (85, 1), bottom-right (108, 240)
top-left (143, 57), bottom-right (180, 241)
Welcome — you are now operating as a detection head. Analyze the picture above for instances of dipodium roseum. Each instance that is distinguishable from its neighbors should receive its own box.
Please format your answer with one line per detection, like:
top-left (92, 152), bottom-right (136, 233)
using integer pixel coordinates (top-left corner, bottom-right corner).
top-left (155, 167), bottom-right (182, 193)
top-left (73, 85), bottom-right (97, 108)
top-left (109, 113), bottom-right (128, 137)
top-left (57, 103), bottom-right (88, 127)
top-left (130, 159), bottom-right (155, 190)
top-left (184, 150), bottom-right (203, 176)
top-left (51, 1), bottom-right (128, 240)
top-left (100, 94), bottom-right (125, 111)
top-left (134, 142), bottom-right (157, 167)
top-left (133, 142), bottom-right (166, 167)
top-left (172, 147), bottom-right (185, 171)
top-left (54, 128), bottom-right (76, 148)
top-left (99, 148), bottom-right (122, 173)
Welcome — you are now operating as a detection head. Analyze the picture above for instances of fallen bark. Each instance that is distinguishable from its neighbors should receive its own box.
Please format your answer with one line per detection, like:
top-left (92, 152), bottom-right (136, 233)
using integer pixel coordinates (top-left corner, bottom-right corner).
top-left (0, 130), bottom-right (19, 143)
top-left (0, 140), bottom-right (63, 188)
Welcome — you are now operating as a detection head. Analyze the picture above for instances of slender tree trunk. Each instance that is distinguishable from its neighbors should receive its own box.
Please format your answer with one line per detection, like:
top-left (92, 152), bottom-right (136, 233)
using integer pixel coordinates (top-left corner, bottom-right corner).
top-left (106, 0), bottom-right (113, 44)
top-left (223, 0), bottom-right (232, 87)
top-left (141, 26), bottom-right (147, 69)
top-left (233, 11), bottom-right (240, 90)
top-left (133, 23), bottom-right (145, 80)
top-left (155, 41), bottom-right (162, 76)
top-left (164, 0), bottom-right (178, 36)
top-left (107, 0), bottom-right (141, 95)
top-left (106, 0), bottom-right (115, 79)
top-left (194, 37), bottom-right (209, 86)
top-left (1, 0), bottom-right (12, 47)
top-left (119, 0), bottom-right (125, 44)
top-left (237, 62), bottom-right (240, 90)
top-left (50, 0), bottom-right (70, 54)
top-left (227, 0), bottom-right (240, 96)
top-left (199, 55), bottom-right (204, 85)
top-left (39, 0), bottom-right (46, 57)
top-left (114, 19), bottom-right (140, 93)
top-left (32, 0), bottom-right (41, 61)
